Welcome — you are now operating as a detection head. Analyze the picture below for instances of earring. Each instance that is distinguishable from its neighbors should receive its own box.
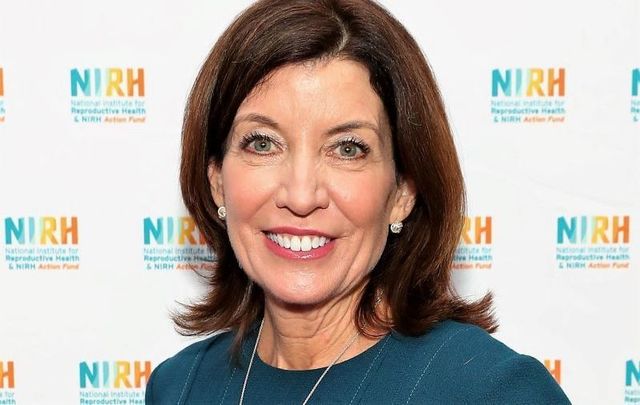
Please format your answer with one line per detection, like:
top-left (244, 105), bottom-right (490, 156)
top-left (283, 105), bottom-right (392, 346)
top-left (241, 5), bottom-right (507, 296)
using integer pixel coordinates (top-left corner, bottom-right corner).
top-left (217, 206), bottom-right (226, 220)
top-left (390, 221), bottom-right (403, 234)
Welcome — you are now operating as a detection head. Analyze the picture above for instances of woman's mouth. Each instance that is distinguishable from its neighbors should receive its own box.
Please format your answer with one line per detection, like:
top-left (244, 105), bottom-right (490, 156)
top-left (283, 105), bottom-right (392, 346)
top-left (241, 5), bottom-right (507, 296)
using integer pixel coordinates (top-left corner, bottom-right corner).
top-left (264, 232), bottom-right (331, 252)
top-left (262, 228), bottom-right (336, 259)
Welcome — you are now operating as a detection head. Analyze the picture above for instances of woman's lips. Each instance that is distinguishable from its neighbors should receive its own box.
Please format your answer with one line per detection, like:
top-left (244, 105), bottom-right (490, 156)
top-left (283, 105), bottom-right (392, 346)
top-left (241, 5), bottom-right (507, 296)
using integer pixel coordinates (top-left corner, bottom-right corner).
top-left (263, 231), bottom-right (336, 260)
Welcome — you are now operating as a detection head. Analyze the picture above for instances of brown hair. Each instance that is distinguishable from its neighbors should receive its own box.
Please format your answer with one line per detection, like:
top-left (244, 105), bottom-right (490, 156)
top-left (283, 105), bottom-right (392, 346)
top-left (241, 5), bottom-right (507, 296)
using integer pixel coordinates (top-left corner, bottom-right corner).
top-left (177, 0), bottom-right (497, 355)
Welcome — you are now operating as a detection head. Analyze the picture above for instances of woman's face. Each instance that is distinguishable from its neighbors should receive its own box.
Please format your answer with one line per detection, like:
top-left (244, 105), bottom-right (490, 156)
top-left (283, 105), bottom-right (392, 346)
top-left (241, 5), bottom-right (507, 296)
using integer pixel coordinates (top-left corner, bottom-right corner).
top-left (209, 59), bottom-right (414, 307)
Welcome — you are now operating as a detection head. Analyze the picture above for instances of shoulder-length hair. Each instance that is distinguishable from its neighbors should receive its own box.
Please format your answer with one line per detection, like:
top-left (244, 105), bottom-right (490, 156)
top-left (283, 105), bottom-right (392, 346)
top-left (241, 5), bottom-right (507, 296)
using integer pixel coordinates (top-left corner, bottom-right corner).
top-left (177, 0), bottom-right (497, 356)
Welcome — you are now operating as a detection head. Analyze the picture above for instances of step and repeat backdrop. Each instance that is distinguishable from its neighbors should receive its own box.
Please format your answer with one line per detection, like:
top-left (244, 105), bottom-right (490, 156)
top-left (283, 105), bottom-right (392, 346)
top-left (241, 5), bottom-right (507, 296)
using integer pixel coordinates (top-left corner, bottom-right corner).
top-left (0, 0), bottom-right (638, 404)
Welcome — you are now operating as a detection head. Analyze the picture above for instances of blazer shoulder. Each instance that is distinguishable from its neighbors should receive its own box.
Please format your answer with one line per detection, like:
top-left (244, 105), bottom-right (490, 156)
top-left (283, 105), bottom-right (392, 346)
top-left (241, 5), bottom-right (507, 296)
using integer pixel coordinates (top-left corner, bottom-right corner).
top-left (145, 330), bottom-right (233, 405)
top-left (474, 353), bottom-right (571, 404)
top-left (398, 319), bottom-right (517, 363)
top-left (397, 320), bottom-right (570, 403)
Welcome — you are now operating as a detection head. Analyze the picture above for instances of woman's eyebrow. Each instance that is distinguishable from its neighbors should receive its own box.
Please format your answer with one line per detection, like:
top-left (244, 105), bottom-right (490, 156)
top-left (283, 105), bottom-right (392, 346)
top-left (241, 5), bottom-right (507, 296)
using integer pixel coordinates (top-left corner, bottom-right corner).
top-left (232, 113), bottom-right (281, 131)
top-left (327, 120), bottom-right (380, 138)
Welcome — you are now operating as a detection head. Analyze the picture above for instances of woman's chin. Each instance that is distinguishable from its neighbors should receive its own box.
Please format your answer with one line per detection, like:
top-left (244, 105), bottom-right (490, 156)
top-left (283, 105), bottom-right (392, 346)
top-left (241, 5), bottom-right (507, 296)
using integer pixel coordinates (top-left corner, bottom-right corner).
top-left (263, 284), bottom-right (335, 310)
top-left (260, 276), bottom-right (365, 313)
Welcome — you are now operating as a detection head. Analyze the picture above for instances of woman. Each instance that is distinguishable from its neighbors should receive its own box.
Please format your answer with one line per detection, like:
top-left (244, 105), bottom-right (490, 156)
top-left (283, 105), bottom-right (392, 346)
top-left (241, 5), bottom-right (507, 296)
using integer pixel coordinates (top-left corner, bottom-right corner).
top-left (146, 0), bottom-right (570, 403)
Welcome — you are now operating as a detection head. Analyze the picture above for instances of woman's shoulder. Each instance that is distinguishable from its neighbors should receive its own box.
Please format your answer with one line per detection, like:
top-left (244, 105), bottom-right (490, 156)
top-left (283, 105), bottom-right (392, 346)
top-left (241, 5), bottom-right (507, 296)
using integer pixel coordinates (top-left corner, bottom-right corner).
top-left (383, 320), bottom-right (571, 403)
top-left (389, 319), bottom-right (523, 368)
top-left (145, 330), bottom-right (234, 404)
top-left (405, 318), bottom-right (521, 360)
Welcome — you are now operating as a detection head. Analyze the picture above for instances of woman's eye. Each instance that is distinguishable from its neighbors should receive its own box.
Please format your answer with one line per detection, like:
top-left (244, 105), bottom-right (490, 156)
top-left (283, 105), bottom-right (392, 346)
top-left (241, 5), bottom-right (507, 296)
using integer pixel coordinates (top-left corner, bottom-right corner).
top-left (240, 133), bottom-right (277, 154)
top-left (338, 143), bottom-right (359, 157)
top-left (251, 138), bottom-right (273, 152)
top-left (333, 139), bottom-right (368, 159)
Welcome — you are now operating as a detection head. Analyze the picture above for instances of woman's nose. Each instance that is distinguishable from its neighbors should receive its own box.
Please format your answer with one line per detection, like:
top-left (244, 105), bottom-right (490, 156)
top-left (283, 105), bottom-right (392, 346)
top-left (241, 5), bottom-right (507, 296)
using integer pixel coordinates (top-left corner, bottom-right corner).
top-left (275, 152), bottom-right (330, 217)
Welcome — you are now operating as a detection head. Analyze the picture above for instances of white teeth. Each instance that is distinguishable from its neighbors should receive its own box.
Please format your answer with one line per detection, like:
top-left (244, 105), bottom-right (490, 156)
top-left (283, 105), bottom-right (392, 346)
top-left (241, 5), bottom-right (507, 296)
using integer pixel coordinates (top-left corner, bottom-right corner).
top-left (301, 236), bottom-right (312, 251)
top-left (266, 232), bottom-right (331, 252)
top-left (290, 236), bottom-right (301, 251)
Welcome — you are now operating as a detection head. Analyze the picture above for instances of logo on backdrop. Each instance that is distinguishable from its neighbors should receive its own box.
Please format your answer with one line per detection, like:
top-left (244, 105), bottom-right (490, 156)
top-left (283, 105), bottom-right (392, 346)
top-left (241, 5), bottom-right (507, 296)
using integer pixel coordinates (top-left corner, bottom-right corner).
top-left (0, 360), bottom-right (16, 404)
top-left (453, 216), bottom-right (493, 270)
top-left (632, 68), bottom-right (639, 122)
top-left (70, 67), bottom-right (146, 124)
top-left (143, 216), bottom-right (215, 271)
top-left (543, 359), bottom-right (562, 385)
top-left (491, 67), bottom-right (566, 123)
top-left (0, 68), bottom-right (5, 123)
top-left (626, 359), bottom-right (640, 404)
top-left (79, 360), bottom-right (151, 404)
top-left (555, 215), bottom-right (630, 270)
top-left (2, 216), bottom-right (80, 271)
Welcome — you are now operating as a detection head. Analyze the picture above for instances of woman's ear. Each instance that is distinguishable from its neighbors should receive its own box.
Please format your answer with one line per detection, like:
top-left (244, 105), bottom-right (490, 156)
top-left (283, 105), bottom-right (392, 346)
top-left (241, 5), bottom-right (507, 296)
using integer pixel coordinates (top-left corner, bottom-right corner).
top-left (390, 177), bottom-right (416, 224)
top-left (207, 160), bottom-right (225, 207)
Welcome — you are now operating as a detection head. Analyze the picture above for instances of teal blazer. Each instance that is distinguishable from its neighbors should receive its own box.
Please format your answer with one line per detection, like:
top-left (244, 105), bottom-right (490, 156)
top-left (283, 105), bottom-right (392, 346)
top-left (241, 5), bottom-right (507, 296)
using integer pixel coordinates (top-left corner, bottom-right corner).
top-left (146, 320), bottom-right (571, 404)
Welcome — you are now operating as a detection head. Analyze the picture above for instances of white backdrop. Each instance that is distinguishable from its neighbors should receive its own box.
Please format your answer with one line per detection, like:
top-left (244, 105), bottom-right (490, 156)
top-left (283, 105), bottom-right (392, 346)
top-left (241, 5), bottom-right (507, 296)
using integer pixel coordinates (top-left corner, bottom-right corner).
top-left (0, 1), bottom-right (638, 404)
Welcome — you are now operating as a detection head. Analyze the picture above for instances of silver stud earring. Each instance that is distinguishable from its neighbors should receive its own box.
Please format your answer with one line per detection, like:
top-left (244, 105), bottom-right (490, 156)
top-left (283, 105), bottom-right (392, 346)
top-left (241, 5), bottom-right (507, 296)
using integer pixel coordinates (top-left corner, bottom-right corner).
top-left (217, 206), bottom-right (226, 220)
top-left (390, 221), bottom-right (403, 234)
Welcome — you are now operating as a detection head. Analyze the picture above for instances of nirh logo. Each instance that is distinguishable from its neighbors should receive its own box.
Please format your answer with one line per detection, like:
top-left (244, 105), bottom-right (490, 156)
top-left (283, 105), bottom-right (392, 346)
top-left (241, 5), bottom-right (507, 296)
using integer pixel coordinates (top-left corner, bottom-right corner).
top-left (71, 68), bottom-right (145, 97)
top-left (453, 216), bottom-right (493, 270)
top-left (0, 361), bottom-right (14, 389)
top-left (491, 67), bottom-right (566, 123)
top-left (69, 67), bottom-right (146, 124)
top-left (555, 215), bottom-right (630, 270)
top-left (625, 359), bottom-right (640, 404)
top-left (557, 216), bottom-right (629, 245)
top-left (0, 67), bottom-right (5, 123)
top-left (142, 216), bottom-right (214, 271)
top-left (143, 216), bottom-right (205, 246)
top-left (631, 68), bottom-right (639, 122)
top-left (79, 361), bottom-right (152, 389)
top-left (543, 359), bottom-right (561, 385)
top-left (79, 361), bottom-right (151, 404)
top-left (4, 216), bottom-right (78, 245)
top-left (2, 216), bottom-right (80, 271)
top-left (492, 68), bottom-right (565, 97)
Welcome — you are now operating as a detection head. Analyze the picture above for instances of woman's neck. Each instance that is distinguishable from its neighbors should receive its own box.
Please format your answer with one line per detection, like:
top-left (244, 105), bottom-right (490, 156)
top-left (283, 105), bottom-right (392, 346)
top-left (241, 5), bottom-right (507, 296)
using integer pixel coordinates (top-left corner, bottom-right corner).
top-left (257, 291), bottom-right (381, 370)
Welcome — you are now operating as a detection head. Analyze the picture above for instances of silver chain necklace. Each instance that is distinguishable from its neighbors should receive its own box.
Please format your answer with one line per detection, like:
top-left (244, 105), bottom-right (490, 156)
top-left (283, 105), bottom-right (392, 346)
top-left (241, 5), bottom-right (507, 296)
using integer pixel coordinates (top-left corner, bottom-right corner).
top-left (238, 318), bottom-right (360, 405)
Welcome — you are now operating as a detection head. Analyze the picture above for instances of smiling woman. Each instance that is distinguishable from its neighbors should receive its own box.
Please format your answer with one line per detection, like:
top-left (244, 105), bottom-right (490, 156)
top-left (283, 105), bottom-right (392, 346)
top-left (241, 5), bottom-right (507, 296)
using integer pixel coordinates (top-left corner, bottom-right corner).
top-left (146, 0), bottom-right (570, 403)
top-left (210, 60), bottom-right (407, 311)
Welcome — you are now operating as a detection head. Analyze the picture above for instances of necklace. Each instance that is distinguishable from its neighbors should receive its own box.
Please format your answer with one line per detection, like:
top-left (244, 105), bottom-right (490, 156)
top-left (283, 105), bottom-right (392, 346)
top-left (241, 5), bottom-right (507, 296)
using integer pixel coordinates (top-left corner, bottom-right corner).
top-left (238, 318), bottom-right (360, 405)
